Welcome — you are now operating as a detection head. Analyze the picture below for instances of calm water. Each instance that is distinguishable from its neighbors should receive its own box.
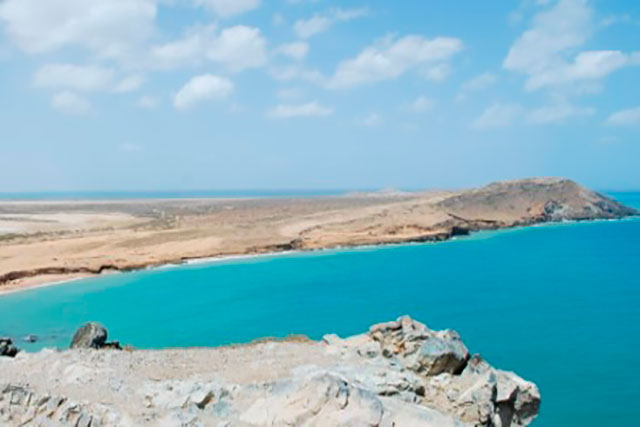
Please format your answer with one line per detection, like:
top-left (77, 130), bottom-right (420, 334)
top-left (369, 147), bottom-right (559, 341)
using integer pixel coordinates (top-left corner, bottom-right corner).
top-left (1, 193), bottom-right (639, 426)
top-left (0, 189), bottom-right (349, 200)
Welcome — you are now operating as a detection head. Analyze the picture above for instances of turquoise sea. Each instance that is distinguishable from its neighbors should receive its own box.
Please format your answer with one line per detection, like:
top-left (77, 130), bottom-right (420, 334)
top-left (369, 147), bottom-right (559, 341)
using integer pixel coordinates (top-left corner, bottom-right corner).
top-left (1, 192), bottom-right (639, 426)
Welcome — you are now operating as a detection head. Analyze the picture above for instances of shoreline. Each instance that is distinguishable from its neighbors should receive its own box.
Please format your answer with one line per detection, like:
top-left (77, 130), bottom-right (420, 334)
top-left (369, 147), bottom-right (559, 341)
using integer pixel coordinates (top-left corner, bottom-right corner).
top-left (1, 178), bottom-right (636, 298)
top-left (2, 214), bottom-right (637, 297)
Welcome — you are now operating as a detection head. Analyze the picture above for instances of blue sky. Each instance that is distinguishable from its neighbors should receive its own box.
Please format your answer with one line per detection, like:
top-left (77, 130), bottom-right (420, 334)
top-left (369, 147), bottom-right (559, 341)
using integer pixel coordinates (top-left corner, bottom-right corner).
top-left (0, 0), bottom-right (639, 192)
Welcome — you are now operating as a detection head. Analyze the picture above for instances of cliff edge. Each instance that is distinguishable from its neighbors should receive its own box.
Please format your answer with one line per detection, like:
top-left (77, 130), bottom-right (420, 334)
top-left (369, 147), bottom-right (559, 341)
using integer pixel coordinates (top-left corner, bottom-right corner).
top-left (0, 317), bottom-right (540, 426)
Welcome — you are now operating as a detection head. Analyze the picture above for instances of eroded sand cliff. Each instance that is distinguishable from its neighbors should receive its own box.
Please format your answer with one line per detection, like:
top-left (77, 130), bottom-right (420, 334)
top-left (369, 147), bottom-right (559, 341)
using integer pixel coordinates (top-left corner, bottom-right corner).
top-left (0, 178), bottom-right (635, 291)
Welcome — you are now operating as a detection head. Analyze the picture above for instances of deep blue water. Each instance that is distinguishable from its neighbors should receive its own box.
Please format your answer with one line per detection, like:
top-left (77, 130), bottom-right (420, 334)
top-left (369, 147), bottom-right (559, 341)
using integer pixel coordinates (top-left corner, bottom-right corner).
top-left (0, 193), bottom-right (639, 426)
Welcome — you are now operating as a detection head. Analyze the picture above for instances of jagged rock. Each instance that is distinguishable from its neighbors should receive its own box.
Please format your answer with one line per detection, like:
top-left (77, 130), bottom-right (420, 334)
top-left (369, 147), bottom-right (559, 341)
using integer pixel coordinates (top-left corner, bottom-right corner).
top-left (0, 338), bottom-right (19, 357)
top-left (416, 354), bottom-right (541, 427)
top-left (69, 323), bottom-right (121, 350)
top-left (0, 317), bottom-right (540, 426)
top-left (0, 383), bottom-right (116, 427)
top-left (369, 315), bottom-right (470, 376)
top-left (338, 316), bottom-right (541, 426)
top-left (70, 323), bottom-right (108, 349)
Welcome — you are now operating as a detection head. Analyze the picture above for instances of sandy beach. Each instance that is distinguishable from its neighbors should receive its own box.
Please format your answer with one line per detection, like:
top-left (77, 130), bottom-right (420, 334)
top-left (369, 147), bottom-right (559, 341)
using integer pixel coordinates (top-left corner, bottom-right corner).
top-left (0, 178), bottom-right (636, 294)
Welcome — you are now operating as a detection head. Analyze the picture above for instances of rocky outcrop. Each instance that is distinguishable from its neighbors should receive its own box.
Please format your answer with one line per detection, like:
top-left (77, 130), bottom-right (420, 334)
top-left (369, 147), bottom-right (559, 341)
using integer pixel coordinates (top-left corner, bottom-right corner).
top-left (69, 323), bottom-right (121, 350)
top-left (0, 339), bottom-right (19, 358)
top-left (439, 177), bottom-right (638, 225)
top-left (0, 384), bottom-right (114, 426)
top-left (369, 316), bottom-right (470, 376)
top-left (329, 316), bottom-right (540, 426)
top-left (0, 317), bottom-right (539, 426)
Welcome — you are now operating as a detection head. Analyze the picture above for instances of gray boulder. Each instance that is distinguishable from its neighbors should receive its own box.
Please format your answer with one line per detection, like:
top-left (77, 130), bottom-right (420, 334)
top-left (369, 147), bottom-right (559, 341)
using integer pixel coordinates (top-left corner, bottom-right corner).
top-left (352, 316), bottom-right (540, 426)
top-left (369, 315), bottom-right (470, 376)
top-left (69, 323), bottom-right (108, 349)
top-left (0, 338), bottom-right (19, 358)
top-left (237, 371), bottom-right (466, 427)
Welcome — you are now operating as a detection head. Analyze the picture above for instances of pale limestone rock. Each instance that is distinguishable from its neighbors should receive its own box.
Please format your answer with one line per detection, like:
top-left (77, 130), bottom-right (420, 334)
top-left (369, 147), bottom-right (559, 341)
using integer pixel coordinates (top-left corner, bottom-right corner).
top-left (369, 315), bottom-right (470, 376)
top-left (0, 316), bottom-right (539, 426)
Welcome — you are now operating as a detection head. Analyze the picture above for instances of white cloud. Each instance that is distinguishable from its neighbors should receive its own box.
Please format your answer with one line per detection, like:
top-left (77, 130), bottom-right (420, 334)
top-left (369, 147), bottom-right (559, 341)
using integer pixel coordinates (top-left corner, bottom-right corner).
top-left (208, 26), bottom-right (268, 71)
top-left (294, 8), bottom-right (367, 39)
top-left (0, 0), bottom-right (156, 60)
top-left (357, 113), bottom-right (383, 127)
top-left (269, 65), bottom-right (325, 85)
top-left (527, 104), bottom-right (595, 124)
top-left (195, 0), bottom-right (261, 18)
top-left (504, 0), bottom-right (592, 78)
top-left (294, 16), bottom-right (331, 39)
top-left (51, 91), bottom-right (91, 115)
top-left (174, 74), bottom-right (234, 111)
top-left (149, 25), bottom-right (267, 72)
top-left (113, 75), bottom-right (145, 93)
top-left (267, 101), bottom-right (333, 119)
top-left (456, 72), bottom-right (497, 101)
top-left (605, 107), bottom-right (640, 126)
top-left (275, 42), bottom-right (309, 61)
top-left (328, 35), bottom-right (463, 89)
top-left (526, 50), bottom-right (634, 90)
top-left (423, 63), bottom-right (451, 82)
top-left (471, 103), bottom-right (524, 130)
top-left (405, 96), bottom-right (435, 114)
top-left (137, 95), bottom-right (159, 109)
top-left (33, 64), bottom-right (115, 92)
top-left (504, 0), bottom-right (638, 91)
top-left (148, 26), bottom-right (210, 69)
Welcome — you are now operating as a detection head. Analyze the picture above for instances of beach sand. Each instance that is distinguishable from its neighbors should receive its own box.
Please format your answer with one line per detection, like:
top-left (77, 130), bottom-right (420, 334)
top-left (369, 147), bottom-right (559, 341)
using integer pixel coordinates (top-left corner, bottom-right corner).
top-left (0, 178), bottom-right (635, 293)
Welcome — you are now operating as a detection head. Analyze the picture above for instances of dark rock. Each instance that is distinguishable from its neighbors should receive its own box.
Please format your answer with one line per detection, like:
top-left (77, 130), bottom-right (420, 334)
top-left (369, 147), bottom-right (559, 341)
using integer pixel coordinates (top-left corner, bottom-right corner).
top-left (23, 334), bottom-right (38, 343)
top-left (102, 341), bottom-right (122, 350)
top-left (0, 337), bottom-right (19, 357)
top-left (449, 225), bottom-right (470, 237)
top-left (69, 323), bottom-right (123, 350)
top-left (70, 323), bottom-right (108, 349)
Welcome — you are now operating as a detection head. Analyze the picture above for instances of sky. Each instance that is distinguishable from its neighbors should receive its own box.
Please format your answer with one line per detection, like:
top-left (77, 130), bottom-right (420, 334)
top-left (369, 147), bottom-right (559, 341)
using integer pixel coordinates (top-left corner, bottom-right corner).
top-left (0, 0), bottom-right (639, 192)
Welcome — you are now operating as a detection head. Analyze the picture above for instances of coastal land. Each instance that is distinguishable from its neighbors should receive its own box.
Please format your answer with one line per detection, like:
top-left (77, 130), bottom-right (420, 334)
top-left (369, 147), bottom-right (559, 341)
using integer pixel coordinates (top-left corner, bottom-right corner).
top-left (1, 177), bottom-right (637, 426)
top-left (0, 316), bottom-right (541, 426)
top-left (0, 177), bottom-right (636, 293)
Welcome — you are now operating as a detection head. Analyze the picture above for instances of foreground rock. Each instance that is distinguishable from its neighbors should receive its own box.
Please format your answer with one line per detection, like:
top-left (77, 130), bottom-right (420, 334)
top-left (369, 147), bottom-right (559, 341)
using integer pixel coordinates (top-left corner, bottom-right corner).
top-left (0, 317), bottom-right (539, 426)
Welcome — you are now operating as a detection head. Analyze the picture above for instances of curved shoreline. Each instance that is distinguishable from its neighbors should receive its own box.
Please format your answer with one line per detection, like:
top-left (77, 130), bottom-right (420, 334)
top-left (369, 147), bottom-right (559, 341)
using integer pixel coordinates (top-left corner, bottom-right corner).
top-left (2, 179), bottom-right (637, 297)
top-left (2, 214), bottom-right (637, 297)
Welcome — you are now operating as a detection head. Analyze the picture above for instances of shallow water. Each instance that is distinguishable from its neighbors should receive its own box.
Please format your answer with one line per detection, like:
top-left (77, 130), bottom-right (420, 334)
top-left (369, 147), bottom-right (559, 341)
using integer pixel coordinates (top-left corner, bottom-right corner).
top-left (1, 193), bottom-right (639, 426)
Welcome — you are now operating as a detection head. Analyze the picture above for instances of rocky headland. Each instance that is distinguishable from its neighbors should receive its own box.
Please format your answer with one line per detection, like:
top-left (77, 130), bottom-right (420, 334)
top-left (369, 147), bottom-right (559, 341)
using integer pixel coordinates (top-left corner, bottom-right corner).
top-left (0, 317), bottom-right (540, 426)
top-left (0, 177), bottom-right (636, 292)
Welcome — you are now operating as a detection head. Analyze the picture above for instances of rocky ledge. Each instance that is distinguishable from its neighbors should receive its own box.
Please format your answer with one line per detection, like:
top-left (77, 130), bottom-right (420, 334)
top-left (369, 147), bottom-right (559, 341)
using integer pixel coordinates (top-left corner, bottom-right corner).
top-left (0, 317), bottom-right (539, 426)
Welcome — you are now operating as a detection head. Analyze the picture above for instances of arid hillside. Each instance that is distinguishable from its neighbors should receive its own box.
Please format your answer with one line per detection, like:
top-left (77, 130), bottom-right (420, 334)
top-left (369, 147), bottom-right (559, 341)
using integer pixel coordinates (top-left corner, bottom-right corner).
top-left (0, 178), bottom-right (635, 291)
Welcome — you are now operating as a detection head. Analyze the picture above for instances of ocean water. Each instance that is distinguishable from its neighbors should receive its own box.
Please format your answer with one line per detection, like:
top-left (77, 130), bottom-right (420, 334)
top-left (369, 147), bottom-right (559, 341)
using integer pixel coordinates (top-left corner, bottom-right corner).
top-left (1, 193), bottom-right (639, 426)
top-left (0, 189), bottom-right (348, 201)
